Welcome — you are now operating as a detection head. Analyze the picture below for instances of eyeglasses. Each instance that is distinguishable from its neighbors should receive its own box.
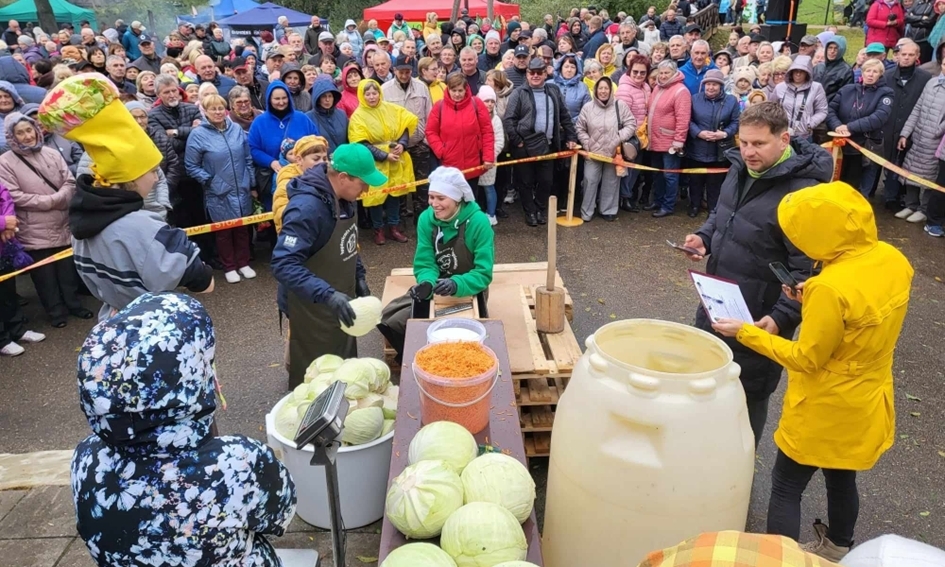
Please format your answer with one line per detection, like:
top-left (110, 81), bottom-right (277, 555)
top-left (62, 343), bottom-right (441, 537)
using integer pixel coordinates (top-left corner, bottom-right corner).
top-left (527, 69), bottom-right (545, 75)
top-left (630, 70), bottom-right (647, 75)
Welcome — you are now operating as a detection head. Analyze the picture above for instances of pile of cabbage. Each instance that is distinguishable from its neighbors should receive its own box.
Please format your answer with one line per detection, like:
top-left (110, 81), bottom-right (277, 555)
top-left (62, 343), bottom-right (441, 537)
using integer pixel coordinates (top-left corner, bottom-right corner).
top-left (273, 354), bottom-right (398, 447)
top-left (381, 421), bottom-right (538, 567)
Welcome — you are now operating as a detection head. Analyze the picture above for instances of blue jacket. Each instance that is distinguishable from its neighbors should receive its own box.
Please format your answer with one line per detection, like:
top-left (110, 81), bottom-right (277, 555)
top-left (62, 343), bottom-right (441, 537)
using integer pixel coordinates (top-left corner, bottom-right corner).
top-left (271, 164), bottom-right (366, 314)
top-left (184, 119), bottom-right (254, 222)
top-left (680, 60), bottom-right (717, 95)
top-left (553, 56), bottom-right (592, 122)
top-left (121, 28), bottom-right (142, 60)
top-left (0, 57), bottom-right (45, 103)
top-left (582, 29), bottom-right (608, 62)
top-left (686, 88), bottom-right (741, 163)
top-left (306, 79), bottom-right (348, 152)
top-left (248, 81), bottom-right (320, 170)
top-left (198, 74), bottom-right (237, 98)
top-left (827, 81), bottom-right (894, 154)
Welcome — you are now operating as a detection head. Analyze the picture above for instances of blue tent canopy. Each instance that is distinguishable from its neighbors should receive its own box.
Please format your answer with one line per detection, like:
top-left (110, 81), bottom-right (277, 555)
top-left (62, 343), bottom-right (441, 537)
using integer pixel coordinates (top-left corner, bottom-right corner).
top-left (218, 2), bottom-right (312, 29)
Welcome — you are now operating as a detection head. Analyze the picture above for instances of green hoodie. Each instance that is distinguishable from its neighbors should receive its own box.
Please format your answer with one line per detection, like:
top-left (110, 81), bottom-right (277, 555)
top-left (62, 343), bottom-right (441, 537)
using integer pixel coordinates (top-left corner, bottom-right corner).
top-left (413, 200), bottom-right (495, 298)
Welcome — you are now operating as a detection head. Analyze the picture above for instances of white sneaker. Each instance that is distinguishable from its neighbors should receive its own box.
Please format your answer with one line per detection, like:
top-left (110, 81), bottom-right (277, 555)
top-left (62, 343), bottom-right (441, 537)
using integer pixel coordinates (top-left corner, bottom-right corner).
top-left (19, 330), bottom-right (45, 343)
top-left (1, 342), bottom-right (25, 356)
top-left (238, 266), bottom-right (257, 279)
top-left (224, 270), bottom-right (241, 284)
top-left (906, 211), bottom-right (927, 223)
top-left (488, 215), bottom-right (497, 226)
top-left (504, 190), bottom-right (517, 204)
top-left (895, 207), bottom-right (914, 219)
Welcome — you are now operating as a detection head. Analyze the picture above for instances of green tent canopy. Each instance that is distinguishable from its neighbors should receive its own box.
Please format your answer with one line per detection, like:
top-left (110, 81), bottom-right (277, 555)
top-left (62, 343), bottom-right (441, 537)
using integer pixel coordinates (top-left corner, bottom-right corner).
top-left (0, 0), bottom-right (97, 29)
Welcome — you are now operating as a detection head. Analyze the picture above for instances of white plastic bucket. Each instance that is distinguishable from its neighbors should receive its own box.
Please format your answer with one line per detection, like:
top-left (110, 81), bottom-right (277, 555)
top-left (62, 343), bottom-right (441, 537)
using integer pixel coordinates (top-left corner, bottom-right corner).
top-left (266, 394), bottom-right (394, 529)
top-left (426, 318), bottom-right (487, 344)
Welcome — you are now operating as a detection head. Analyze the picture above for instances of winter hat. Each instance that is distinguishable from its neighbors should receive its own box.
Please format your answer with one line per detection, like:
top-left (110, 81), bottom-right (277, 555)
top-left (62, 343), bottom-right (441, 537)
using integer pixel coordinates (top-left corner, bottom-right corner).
top-left (102, 28), bottom-right (119, 43)
top-left (123, 100), bottom-right (148, 114)
top-left (4, 113), bottom-right (44, 155)
top-left (292, 135), bottom-right (328, 159)
top-left (485, 30), bottom-right (500, 43)
top-left (17, 35), bottom-right (34, 47)
top-left (701, 69), bottom-right (726, 86)
top-left (37, 74), bottom-right (162, 186)
top-left (477, 85), bottom-right (496, 102)
top-left (506, 21), bottom-right (521, 36)
top-left (279, 137), bottom-right (297, 166)
top-left (429, 166), bottom-right (475, 202)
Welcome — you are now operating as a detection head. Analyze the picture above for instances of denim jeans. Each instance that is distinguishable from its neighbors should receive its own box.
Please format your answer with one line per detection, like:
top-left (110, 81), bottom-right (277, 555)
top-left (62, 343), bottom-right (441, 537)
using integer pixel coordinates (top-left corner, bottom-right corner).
top-left (368, 196), bottom-right (401, 229)
top-left (620, 154), bottom-right (643, 200)
top-left (767, 450), bottom-right (859, 547)
top-left (482, 184), bottom-right (497, 216)
top-left (652, 152), bottom-right (681, 212)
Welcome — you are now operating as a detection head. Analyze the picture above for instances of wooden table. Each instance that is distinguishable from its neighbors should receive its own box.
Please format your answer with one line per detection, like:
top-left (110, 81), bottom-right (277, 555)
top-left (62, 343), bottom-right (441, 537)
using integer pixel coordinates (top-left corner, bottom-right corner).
top-left (377, 320), bottom-right (544, 565)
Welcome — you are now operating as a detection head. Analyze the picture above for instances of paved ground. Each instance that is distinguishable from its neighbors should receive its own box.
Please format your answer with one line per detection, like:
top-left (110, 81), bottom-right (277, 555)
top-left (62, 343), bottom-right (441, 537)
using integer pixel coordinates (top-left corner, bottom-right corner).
top-left (2, 201), bottom-right (944, 566)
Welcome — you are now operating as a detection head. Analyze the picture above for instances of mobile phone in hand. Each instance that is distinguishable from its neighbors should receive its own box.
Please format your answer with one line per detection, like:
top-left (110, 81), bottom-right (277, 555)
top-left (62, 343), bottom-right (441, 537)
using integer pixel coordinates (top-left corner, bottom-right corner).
top-left (666, 240), bottom-right (702, 255)
top-left (768, 261), bottom-right (798, 294)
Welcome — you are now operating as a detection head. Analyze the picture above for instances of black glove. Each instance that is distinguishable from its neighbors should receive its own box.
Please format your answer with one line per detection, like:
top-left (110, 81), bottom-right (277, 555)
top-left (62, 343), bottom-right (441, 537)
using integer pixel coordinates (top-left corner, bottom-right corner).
top-left (325, 291), bottom-right (356, 327)
top-left (409, 284), bottom-right (427, 301)
top-left (433, 278), bottom-right (458, 296)
top-left (356, 279), bottom-right (371, 298)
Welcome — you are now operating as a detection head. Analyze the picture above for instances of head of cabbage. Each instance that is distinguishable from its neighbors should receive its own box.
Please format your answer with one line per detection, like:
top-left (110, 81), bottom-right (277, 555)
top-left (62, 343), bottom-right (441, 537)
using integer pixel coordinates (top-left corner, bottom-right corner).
top-left (461, 453), bottom-right (536, 523)
top-left (493, 563), bottom-right (540, 567)
top-left (380, 543), bottom-right (457, 567)
top-left (440, 502), bottom-right (528, 567)
top-left (408, 421), bottom-right (479, 474)
top-left (342, 406), bottom-right (384, 445)
top-left (364, 357), bottom-right (391, 393)
top-left (274, 398), bottom-right (302, 440)
top-left (334, 359), bottom-right (376, 400)
top-left (385, 460), bottom-right (464, 539)
top-left (341, 296), bottom-right (383, 337)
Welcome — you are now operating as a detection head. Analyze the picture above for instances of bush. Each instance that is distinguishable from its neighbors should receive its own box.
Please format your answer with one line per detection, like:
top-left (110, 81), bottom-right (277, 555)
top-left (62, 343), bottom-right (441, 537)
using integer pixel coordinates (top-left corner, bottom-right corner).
top-left (518, 0), bottom-right (674, 26)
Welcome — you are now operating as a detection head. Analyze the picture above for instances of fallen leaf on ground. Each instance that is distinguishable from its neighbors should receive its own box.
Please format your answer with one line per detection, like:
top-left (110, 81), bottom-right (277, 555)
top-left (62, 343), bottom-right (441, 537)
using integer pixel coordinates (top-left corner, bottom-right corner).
top-left (906, 393), bottom-right (921, 401)
top-left (919, 511), bottom-right (931, 517)
top-left (585, 307), bottom-right (591, 312)
top-left (609, 314), bottom-right (616, 319)
top-left (268, 363), bottom-right (281, 368)
top-left (910, 412), bottom-right (921, 417)
top-left (938, 451), bottom-right (945, 458)
top-left (357, 556), bottom-right (378, 563)
top-left (597, 298), bottom-right (605, 304)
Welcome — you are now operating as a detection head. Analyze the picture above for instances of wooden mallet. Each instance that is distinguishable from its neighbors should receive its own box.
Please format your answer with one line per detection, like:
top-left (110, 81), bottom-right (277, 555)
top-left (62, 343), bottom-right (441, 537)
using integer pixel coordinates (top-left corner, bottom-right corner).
top-left (535, 196), bottom-right (566, 334)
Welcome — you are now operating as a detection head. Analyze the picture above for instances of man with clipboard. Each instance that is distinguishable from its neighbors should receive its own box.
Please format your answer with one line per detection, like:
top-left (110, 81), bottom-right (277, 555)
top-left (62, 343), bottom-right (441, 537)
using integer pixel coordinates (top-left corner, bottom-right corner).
top-left (680, 102), bottom-right (833, 447)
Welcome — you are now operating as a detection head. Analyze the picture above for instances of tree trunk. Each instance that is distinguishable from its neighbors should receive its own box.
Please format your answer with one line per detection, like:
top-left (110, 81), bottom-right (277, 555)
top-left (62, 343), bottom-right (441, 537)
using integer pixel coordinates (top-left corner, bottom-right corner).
top-left (487, 0), bottom-right (493, 21)
top-left (34, 0), bottom-right (57, 36)
top-left (450, 0), bottom-right (462, 23)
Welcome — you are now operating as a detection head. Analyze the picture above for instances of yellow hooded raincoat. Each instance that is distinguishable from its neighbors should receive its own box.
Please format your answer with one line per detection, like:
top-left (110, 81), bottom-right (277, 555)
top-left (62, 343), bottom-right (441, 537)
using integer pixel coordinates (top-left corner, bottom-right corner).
top-left (347, 79), bottom-right (418, 208)
top-left (735, 182), bottom-right (913, 471)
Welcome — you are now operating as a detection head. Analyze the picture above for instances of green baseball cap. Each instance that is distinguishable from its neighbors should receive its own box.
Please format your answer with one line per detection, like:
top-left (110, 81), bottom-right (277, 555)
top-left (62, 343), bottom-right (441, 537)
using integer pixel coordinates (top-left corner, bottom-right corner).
top-left (331, 143), bottom-right (387, 187)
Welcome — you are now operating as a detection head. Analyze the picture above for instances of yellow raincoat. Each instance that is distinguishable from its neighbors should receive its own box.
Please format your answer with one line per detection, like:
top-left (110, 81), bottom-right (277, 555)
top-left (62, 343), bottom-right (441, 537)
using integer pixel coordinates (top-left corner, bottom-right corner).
top-left (736, 182), bottom-right (913, 471)
top-left (347, 79), bottom-right (418, 208)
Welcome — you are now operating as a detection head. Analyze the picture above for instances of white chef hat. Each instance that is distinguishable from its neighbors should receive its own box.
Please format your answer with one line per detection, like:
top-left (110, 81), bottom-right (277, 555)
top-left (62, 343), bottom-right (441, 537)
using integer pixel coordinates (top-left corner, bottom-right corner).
top-left (428, 166), bottom-right (475, 203)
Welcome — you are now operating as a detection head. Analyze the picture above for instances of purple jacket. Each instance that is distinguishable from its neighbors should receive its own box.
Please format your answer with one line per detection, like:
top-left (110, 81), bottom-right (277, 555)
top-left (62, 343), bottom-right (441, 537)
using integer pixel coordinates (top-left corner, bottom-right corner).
top-left (0, 182), bottom-right (13, 258)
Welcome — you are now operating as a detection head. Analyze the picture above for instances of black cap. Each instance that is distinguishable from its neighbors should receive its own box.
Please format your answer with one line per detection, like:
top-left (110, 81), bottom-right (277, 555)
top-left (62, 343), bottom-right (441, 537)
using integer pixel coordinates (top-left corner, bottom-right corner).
top-left (527, 57), bottom-right (545, 70)
top-left (228, 56), bottom-right (247, 69)
top-left (520, 29), bottom-right (533, 38)
top-left (685, 23), bottom-right (702, 34)
top-left (394, 54), bottom-right (414, 70)
top-left (514, 44), bottom-right (530, 57)
top-left (749, 32), bottom-right (764, 43)
top-left (138, 33), bottom-right (153, 44)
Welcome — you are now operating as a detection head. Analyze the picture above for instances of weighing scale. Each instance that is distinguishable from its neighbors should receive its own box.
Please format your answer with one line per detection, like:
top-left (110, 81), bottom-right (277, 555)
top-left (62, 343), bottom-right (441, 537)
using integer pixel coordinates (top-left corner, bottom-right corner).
top-left (293, 381), bottom-right (350, 567)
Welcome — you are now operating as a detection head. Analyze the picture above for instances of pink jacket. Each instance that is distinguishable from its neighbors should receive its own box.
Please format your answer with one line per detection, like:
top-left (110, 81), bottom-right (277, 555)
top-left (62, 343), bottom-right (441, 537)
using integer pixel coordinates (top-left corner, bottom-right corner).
top-left (865, 0), bottom-right (905, 49)
top-left (0, 147), bottom-right (75, 251)
top-left (646, 71), bottom-right (692, 153)
top-left (616, 74), bottom-right (651, 128)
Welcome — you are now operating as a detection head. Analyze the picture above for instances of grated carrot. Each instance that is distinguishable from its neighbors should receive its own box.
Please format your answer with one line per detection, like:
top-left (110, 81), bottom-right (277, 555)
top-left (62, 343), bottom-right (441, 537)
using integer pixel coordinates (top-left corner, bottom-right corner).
top-left (415, 342), bottom-right (494, 379)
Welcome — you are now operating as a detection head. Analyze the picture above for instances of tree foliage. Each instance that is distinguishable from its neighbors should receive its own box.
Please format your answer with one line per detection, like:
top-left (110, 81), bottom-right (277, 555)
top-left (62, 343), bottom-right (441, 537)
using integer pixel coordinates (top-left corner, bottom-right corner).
top-left (519, 0), bottom-right (674, 24)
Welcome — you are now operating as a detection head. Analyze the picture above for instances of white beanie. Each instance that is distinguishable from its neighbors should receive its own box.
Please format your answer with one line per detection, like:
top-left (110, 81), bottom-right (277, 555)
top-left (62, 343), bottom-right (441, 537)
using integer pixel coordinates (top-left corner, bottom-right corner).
top-left (428, 166), bottom-right (475, 203)
top-left (477, 85), bottom-right (496, 102)
top-left (485, 30), bottom-right (501, 43)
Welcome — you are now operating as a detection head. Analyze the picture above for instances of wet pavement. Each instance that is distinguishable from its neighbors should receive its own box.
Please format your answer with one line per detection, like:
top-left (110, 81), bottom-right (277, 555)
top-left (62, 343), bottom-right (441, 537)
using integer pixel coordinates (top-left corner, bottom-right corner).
top-left (2, 201), bottom-right (944, 564)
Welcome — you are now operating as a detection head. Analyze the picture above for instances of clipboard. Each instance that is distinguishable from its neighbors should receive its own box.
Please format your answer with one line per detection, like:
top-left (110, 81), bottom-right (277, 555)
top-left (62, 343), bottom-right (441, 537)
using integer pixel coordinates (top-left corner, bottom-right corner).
top-left (688, 270), bottom-right (754, 324)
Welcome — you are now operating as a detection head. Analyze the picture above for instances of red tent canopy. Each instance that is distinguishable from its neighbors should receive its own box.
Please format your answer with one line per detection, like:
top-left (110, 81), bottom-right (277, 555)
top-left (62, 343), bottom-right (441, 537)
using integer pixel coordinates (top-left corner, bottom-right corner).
top-left (363, 0), bottom-right (520, 37)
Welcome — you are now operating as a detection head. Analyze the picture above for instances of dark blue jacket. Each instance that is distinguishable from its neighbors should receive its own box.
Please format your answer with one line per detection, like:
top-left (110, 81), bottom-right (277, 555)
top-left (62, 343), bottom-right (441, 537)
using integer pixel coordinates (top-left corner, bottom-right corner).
top-left (660, 18), bottom-right (684, 41)
top-left (184, 118), bottom-right (254, 222)
top-left (271, 164), bottom-right (366, 314)
top-left (0, 57), bottom-right (45, 103)
top-left (680, 60), bottom-right (717, 94)
top-left (248, 81), bottom-right (320, 170)
top-left (306, 79), bottom-right (348, 152)
top-left (686, 89), bottom-right (740, 163)
top-left (827, 81), bottom-right (894, 154)
top-left (582, 29), bottom-right (608, 62)
top-left (198, 74), bottom-right (237, 98)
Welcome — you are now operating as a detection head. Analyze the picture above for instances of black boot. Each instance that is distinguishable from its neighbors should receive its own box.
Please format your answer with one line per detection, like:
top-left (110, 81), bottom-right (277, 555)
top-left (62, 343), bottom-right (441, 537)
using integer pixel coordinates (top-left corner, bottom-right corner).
top-left (536, 210), bottom-right (547, 225)
top-left (525, 213), bottom-right (538, 227)
top-left (619, 198), bottom-right (634, 212)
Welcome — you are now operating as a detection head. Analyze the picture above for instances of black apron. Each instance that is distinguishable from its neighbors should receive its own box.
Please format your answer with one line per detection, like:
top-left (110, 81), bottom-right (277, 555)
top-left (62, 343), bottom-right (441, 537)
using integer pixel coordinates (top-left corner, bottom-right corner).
top-left (287, 200), bottom-right (358, 389)
top-left (380, 220), bottom-right (488, 357)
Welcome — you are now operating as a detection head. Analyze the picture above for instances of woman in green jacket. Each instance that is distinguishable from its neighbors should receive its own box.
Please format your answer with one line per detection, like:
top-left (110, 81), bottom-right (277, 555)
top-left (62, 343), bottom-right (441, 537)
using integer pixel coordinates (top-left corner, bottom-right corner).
top-left (379, 166), bottom-right (495, 360)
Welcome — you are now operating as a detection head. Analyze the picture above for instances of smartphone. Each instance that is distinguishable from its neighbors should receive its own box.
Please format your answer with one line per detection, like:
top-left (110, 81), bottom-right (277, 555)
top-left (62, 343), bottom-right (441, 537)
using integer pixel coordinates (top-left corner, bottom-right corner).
top-left (768, 262), bottom-right (798, 293)
top-left (666, 240), bottom-right (702, 256)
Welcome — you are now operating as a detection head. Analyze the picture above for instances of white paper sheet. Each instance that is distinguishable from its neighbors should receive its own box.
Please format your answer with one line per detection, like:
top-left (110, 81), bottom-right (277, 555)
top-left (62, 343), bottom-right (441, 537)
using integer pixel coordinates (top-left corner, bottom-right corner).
top-left (689, 270), bottom-right (754, 324)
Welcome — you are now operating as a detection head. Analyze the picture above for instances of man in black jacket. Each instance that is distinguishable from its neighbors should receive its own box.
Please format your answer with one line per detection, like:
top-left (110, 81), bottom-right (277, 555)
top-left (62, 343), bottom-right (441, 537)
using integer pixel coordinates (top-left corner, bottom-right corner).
top-left (682, 102), bottom-right (833, 447)
top-left (660, 8), bottom-right (684, 41)
top-left (880, 39), bottom-right (932, 207)
top-left (504, 57), bottom-right (578, 227)
top-left (131, 34), bottom-right (161, 74)
top-left (234, 62), bottom-right (269, 110)
top-left (304, 15), bottom-right (324, 56)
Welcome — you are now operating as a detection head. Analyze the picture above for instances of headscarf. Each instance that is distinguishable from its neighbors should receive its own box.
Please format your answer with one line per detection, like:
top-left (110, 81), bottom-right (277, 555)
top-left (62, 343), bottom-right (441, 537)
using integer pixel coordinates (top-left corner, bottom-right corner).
top-left (4, 112), bottom-right (44, 155)
top-left (429, 166), bottom-right (475, 202)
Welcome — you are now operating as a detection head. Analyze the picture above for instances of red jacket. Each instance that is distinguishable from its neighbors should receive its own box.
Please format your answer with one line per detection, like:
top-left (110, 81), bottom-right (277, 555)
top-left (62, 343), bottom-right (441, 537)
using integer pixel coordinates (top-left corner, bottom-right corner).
top-left (646, 71), bottom-right (692, 153)
top-left (866, 0), bottom-right (905, 49)
top-left (426, 85), bottom-right (495, 179)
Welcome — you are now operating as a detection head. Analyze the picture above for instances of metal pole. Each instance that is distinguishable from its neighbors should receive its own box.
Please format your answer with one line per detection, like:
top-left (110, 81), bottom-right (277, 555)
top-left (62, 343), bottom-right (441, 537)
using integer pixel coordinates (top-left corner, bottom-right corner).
top-left (325, 453), bottom-right (346, 567)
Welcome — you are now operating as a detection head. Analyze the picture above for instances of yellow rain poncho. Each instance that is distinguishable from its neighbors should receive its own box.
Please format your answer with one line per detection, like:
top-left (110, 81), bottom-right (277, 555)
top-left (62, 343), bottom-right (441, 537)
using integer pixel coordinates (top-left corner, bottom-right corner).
top-left (735, 182), bottom-right (913, 471)
top-left (347, 79), bottom-right (418, 208)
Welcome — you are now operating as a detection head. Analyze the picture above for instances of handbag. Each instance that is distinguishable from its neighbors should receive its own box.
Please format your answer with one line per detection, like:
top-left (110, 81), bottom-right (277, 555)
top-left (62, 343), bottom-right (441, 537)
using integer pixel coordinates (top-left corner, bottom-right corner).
top-left (636, 116), bottom-right (649, 150)
top-left (614, 101), bottom-right (640, 162)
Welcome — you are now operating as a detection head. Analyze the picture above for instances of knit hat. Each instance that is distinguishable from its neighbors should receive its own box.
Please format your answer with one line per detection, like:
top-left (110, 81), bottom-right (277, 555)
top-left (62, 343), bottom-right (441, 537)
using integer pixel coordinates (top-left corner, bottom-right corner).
top-left (429, 166), bottom-right (474, 202)
top-left (123, 100), bottom-right (148, 114)
top-left (37, 74), bottom-right (162, 186)
top-left (17, 35), bottom-right (34, 47)
top-left (477, 85), bottom-right (497, 102)
top-left (506, 21), bottom-right (521, 35)
top-left (485, 30), bottom-right (500, 43)
top-left (279, 137), bottom-right (297, 166)
top-left (292, 135), bottom-right (328, 158)
top-left (701, 69), bottom-right (726, 86)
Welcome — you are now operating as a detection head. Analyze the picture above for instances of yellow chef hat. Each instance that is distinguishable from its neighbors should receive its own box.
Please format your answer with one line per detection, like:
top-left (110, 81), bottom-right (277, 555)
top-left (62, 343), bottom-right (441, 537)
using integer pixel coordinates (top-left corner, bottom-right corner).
top-left (37, 73), bottom-right (162, 186)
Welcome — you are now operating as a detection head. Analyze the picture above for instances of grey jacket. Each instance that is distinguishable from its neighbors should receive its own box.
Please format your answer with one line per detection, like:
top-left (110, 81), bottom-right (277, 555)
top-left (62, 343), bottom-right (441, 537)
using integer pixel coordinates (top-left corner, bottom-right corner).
top-left (382, 78), bottom-right (433, 147)
top-left (900, 77), bottom-right (945, 183)
top-left (771, 56), bottom-right (828, 140)
top-left (77, 152), bottom-right (170, 220)
top-left (575, 87), bottom-right (635, 155)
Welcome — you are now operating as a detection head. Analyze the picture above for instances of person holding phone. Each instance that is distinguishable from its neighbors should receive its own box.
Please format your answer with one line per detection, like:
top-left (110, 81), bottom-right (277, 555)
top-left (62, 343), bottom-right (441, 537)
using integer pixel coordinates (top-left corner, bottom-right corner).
top-left (866, 0), bottom-right (906, 50)
top-left (711, 182), bottom-right (913, 562)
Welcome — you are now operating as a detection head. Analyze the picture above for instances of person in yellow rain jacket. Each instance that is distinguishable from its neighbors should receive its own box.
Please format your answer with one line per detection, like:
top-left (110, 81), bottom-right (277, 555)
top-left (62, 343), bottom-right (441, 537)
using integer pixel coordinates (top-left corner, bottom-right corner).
top-left (273, 136), bottom-right (328, 233)
top-left (712, 181), bottom-right (913, 564)
top-left (347, 79), bottom-right (418, 246)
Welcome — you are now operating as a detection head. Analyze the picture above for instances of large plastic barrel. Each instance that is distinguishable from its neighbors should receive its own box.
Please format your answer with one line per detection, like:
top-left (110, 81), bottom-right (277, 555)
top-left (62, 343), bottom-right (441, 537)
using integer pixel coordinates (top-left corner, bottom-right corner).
top-left (542, 319), bottom-right (755, 566)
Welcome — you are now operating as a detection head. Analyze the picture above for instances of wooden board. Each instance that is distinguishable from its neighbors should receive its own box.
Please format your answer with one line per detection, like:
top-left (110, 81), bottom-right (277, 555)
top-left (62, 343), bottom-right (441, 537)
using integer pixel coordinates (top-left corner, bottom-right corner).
top-left (377, 320), bottom-right (544, 565)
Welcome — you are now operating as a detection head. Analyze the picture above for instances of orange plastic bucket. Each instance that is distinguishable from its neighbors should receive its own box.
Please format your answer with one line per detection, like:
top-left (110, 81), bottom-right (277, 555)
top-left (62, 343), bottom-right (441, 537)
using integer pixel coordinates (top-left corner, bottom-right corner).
top-left (412, 342), bottom-right (498, 434)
